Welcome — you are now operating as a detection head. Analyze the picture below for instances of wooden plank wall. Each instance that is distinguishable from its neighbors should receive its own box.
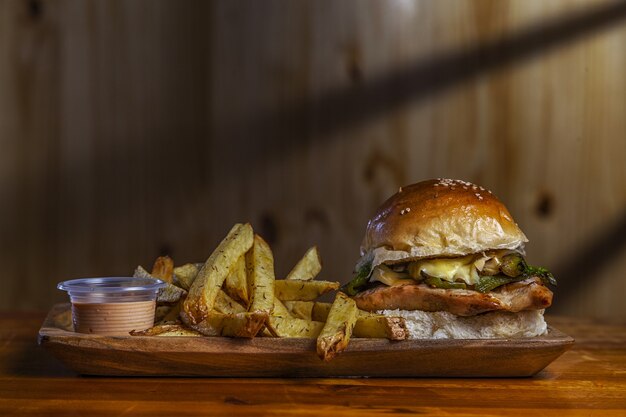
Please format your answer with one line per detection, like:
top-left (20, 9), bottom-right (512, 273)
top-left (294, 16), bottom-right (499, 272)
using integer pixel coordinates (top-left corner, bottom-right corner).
top-left (1, 0), bottom-right (625, 322)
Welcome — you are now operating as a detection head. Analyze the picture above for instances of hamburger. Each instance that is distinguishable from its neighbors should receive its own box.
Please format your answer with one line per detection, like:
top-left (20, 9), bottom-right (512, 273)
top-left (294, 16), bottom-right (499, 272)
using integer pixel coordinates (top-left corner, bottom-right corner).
top-left (342, 178), bottom-right (556, 339)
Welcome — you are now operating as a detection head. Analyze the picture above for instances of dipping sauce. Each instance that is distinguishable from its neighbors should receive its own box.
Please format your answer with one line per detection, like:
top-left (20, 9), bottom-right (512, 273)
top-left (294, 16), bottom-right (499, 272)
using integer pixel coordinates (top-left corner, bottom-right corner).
top-left (57, 277), bottom-right (166, 336)
top-left (72, 301), bottom-right (157, 336)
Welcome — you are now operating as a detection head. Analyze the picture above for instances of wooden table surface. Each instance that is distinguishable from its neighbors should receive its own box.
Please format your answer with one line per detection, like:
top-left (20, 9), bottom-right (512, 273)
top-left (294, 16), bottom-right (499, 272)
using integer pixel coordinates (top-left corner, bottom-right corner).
top-left (0, 312), bottom-right (625, 416)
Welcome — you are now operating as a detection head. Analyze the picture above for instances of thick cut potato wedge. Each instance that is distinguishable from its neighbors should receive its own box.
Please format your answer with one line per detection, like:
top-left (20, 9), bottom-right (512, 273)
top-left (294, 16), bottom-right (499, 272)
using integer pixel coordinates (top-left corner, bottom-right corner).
top-left (215, 290), bottom-right (246, 314)
top-left (283, 301), bottom-right (314, 320)
top-left (275, 280), bottom-right (339, 301)
top-left (272, 297), bottom-right (293, 317)
top-left (160, 301), bottom-right (183, 324)
top-left (267, 316), bottom-right (325, 338)
top-left (285, 246), bottom-right (322, 281)
top-left (310, 302), bottom-right (332, 322)
top-left (316, 293), bottom-right (359, 361)
top-left (183, 223), bottom-right (254, 324)
top-left (154, 305), bottom-right (173, 323)
top-left (246, 235), bottom-right (275, 315)
top-left (353, 315), bottom-right (407, 340)
top-left (151, 256), bottom-right (174, 284)
top-left (284, 301), bottom-right (335, 321)
top-left (131, 324), bottom-right (202, 337)
top-left (286, 300), bottom-right (407, 340)
top-left (134, 266), bottom-right (187, 304)
top-left (286, 300), bottom-right (379, 320)
top-left (173, 263), bottom-right (202, 291)
top-left (181, 310), bottom-right (267, 338)
top-left (224, 255), bottom-right (248, 306)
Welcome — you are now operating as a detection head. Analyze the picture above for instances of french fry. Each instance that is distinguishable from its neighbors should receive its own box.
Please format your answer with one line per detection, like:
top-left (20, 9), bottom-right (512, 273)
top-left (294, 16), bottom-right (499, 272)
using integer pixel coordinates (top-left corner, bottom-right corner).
top-left (154, 305), bottom-right (172, 323)
top-left (182, 310), bottom-right (267, 338)
top-left (285, 300), bottom-right (372, 320)
top-left (272, 297), bottom-right (292, 317)
top-left (183, 223), bottom-right (254, 324)
top-left (285, 246), bottom-right (322, 281)
top-left (311, 302), bottom-right (332, 322)
top-left (151, 255), bottom-right (174, 284)
top-left (286, 300), bottom-right (407, 339)
top-left (124, 221), bottom-right (404, 360)
top-left (274, 280), bottom-right (339, 301)
top-left (155, 328), bottom-right (203, 337)
top-left (353, 315), bottom-right (407, 340)
top-left (283, 301), bottom-right (313, 320)
top-left (131, 324), bottom-right (202, 337)
top-left (173, 263), bottom-right (201, 291)
top-left (261, 297), bottom-right (292, 337)
top-left (246, 235), bottom-right (275, 315)
top-left (316, 292), bottom-right (359, 361)
top-left (159, 301), bottom-right (183, 324)
top-left (155, 301), bottom-right (184, 324)
top-left (267, 316), bottom-right (325, 338)
top-left (224, 255), bottom-right (248, 306)
top-left (284, 300), bottom-right (334, 321)
top-left (134, 266), bottom-right (187, 304)
top-left (263, 323), bottom-right (276, 337)
top-left (215, 290), bottom-right (246, 314)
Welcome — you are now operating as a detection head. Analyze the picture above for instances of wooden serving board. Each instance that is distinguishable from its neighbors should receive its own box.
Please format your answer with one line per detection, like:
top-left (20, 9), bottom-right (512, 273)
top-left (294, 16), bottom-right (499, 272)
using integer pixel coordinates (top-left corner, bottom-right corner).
top-left (38, 303), bottom-right (574, 377)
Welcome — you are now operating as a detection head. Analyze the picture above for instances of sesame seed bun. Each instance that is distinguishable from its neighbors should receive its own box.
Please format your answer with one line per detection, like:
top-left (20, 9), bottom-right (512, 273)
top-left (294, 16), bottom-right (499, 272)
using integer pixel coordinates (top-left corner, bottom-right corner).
top-left (361, 179), bottom-right (528, 264)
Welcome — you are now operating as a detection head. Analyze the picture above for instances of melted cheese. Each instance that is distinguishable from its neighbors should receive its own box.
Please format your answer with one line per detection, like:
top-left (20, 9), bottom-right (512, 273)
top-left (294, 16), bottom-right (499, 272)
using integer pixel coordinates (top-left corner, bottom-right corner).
top-left (373, 250), bottom-right (518, 287)
top-left (370, 265), bottom-right (413, 286)
top-left (408, 255), bottom-right (480, 285)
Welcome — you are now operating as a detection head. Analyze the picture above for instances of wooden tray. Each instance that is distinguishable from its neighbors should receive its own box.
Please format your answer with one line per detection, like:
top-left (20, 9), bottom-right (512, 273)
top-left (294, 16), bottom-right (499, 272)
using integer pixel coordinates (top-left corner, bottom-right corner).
top-left (38, 303), bottom-right (574, 377)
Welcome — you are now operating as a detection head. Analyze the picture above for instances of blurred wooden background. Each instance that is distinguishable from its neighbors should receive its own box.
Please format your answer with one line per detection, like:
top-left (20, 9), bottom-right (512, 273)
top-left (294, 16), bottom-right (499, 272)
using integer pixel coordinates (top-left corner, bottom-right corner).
top-left (1, 0), bottom-right (625, 322)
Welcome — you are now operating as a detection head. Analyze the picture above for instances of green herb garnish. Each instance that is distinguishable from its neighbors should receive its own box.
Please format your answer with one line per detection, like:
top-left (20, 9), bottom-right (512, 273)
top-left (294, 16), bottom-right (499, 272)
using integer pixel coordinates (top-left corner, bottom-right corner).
top-left (524, 264), bottom-right (558, 286)
top-left (474, 255), bottom-right (557, 293)
top-left (499, 254), bottom-right (557, 286)
top-left (341, 260), bottom-right (373, 296)
top-left (423, 275), bottom-right (467, 290)
top-left (475, 275), bottom-right (521, 293)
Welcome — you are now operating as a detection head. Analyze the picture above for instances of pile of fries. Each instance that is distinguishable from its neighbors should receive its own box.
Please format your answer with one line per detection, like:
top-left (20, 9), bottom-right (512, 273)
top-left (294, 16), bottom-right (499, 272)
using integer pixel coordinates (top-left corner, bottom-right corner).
top-left (132, 223), bottom-right (407, 361)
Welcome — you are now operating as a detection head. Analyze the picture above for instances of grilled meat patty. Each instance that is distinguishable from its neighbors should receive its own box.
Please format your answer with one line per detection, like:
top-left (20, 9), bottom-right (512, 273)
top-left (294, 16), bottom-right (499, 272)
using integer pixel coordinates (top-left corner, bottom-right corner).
top-left (353, 277), bottom-right (552, 316)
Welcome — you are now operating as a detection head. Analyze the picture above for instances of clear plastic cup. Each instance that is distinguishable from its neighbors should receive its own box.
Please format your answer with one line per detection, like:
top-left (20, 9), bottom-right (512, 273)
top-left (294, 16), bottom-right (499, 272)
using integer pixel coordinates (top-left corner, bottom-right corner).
top-left (57, 277), bottom-right (167, 336)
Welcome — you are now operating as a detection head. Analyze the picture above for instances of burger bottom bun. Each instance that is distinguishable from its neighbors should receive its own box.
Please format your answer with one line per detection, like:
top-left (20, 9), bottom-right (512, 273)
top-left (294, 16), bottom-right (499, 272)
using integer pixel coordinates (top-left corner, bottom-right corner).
top-left (378, 309), bottom-right (547, 339)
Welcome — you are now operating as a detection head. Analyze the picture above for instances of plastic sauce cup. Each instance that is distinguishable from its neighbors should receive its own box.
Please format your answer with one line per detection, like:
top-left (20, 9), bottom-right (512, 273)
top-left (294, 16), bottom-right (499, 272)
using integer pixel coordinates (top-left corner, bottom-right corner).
top-left (57, 277), bottom-right (167, 336)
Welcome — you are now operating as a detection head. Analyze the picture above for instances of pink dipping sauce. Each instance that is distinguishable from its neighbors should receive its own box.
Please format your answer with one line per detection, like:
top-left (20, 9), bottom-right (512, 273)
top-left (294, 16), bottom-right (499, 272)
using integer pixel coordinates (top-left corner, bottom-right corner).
top-left (58, 277), bottom-right (166, 336)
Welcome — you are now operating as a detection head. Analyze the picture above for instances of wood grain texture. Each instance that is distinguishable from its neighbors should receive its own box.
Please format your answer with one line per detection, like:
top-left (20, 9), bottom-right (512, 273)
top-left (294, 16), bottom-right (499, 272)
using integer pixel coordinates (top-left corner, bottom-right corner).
top-left (1, 311), bottom-right (625, 416)
top-left (37, 303), bottom-right (574, 377)
top-left (1, 0), bottom-right (625, 324)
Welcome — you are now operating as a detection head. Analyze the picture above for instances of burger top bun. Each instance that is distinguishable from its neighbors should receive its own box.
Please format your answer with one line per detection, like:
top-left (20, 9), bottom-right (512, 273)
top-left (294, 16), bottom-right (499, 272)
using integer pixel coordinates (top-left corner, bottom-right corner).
top-left (361, 179), bottom-right (528, 264)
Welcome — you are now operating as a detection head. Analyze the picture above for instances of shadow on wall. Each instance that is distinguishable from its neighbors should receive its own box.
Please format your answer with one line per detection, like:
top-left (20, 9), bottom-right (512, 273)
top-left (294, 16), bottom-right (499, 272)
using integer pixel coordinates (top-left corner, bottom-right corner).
top-left (552, 212), bottom-right (626, 312)
top-left (7, 0), bottom-right (626, 211)
top-left (217, 0), bottom-right (626, 289)
top-left (222, 0), bottom-right (626, 158)
top-left (4, 0), bottom-right (626, 300)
